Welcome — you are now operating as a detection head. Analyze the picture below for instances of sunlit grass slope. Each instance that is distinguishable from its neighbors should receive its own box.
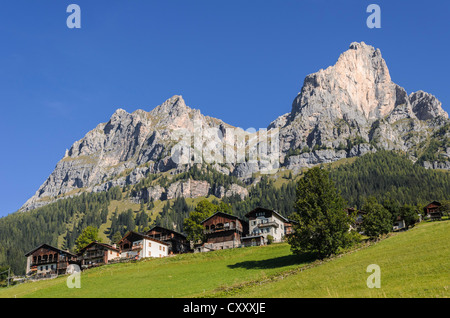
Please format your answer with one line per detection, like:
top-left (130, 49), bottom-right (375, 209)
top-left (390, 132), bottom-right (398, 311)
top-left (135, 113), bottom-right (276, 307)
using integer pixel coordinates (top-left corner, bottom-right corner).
top-left (217, 221), bottom-right (449, 298)
top-left (1, 221), bottom-right (448, 298)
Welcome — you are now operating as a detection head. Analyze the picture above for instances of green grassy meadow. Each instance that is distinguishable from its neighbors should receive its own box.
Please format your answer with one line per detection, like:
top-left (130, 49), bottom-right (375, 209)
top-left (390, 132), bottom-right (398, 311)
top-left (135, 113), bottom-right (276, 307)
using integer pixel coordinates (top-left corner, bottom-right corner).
top-left (1, 220), bottom-right (448, 298)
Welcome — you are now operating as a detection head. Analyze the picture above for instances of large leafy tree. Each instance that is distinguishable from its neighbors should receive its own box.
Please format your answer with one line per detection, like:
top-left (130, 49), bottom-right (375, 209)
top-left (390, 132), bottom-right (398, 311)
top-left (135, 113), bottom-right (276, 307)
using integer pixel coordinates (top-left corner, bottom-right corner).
top-left (399, 204), bottom-right (420, 229)
top-left (361, 197), bottom-right (392, 239)
top-left (288, 167), bottom-right (355, 259)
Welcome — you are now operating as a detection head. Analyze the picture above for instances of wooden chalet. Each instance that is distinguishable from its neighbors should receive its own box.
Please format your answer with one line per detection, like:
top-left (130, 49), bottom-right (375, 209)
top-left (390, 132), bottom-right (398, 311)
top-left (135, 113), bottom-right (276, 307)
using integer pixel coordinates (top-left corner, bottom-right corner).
top-left (423, 201), bottom-right (442, 221)
top-left (77, 241), bottom-right (120, 268)
top-left (25, 244), bottom-right (78, 278)
top-left (199, 212), bottom-right (248, 252)
top-left (145, 226), bottom-right (191, 254)
top-left (118, 231), bottom-right (170, 259)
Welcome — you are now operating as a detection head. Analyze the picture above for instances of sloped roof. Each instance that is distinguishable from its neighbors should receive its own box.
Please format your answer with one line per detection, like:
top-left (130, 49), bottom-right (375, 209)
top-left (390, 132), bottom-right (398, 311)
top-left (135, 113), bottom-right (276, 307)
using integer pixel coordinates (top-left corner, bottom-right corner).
top-left (145, 225), bottom-right (187, 239)
top-left (245, 207), bottom-right (290, 223)
top-left (77, 241), bottom-right (120, 255)
top-left (200, 211), bottom-right (246, 225)
top-left (118, 231), bottom-right (170, 246)
top-left (24, 243), bottom-right (77, 257)
top-left (424, 201), bottom-right (441, 208)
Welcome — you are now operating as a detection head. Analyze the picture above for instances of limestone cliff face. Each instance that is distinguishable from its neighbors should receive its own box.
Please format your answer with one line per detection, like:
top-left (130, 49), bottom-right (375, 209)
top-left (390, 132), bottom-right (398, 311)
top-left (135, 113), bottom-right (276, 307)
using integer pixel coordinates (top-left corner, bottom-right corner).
top-left (270, 42), bottom-right (448, 170)
top-left (21, 96), bottom-right (234, 211)
top-left (20, 42), bottom-right (449, 212)
top-left (291, 42), bottom-right (396, 122)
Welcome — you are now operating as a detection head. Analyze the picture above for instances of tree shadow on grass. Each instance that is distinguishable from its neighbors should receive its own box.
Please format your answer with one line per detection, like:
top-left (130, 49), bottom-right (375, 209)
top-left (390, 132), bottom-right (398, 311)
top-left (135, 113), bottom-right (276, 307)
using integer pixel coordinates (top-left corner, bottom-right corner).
top-left (227, 252), bottom-right (317, 270)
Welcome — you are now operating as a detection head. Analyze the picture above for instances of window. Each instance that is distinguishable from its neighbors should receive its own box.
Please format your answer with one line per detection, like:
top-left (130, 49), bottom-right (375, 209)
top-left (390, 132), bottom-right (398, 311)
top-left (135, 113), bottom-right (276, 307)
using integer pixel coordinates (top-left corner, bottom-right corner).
top-left (149, 242), bottom-right (151, 247)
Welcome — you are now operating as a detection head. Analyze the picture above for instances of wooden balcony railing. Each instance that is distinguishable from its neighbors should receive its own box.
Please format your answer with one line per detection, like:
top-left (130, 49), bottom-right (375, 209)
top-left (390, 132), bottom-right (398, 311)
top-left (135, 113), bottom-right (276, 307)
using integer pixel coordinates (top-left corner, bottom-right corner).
top-left (257, 221), bottom-right (279, 228)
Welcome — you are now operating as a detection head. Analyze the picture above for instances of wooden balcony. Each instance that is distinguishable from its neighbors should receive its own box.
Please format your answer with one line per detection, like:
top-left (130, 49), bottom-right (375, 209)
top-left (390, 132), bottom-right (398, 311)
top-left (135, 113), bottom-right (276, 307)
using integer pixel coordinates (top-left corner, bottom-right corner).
top-left (204, 224), bottom-right (242, 234)
top-left (83, 251), bottom-right (105, 259)
top-left (121, 243), bottom-right (143, 252)
top-left (257, 221), bottom-right (279, 228)
top-left (30, 259), bottom-right (58, 266)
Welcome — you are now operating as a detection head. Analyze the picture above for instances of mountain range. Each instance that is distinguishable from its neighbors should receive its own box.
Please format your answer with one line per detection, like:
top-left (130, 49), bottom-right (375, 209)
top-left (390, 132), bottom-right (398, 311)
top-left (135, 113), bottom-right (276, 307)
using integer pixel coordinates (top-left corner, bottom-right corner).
top-left (20, 41), bottom-right (449, 212)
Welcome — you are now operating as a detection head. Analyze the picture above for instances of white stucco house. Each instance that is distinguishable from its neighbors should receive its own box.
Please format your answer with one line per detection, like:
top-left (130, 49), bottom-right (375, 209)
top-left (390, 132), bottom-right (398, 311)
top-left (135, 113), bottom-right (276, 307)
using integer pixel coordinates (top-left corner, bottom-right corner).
top-left (118, 231), bottom-right (169, 260)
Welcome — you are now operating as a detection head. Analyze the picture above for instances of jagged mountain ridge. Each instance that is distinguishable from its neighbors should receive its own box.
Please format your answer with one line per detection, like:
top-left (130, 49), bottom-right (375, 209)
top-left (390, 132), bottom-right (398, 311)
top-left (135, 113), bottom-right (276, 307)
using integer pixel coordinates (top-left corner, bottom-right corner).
top-left (20, 42), bottom-right (449, 212)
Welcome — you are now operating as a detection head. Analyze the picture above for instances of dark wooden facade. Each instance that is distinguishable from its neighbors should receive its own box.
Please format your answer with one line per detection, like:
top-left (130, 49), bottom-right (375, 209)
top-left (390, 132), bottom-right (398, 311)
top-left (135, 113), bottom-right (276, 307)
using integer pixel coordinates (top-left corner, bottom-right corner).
top-left (145, 226), bottom-right (191, 254)
top-left (25, 244), bottom-right (78, 277)
top-left (424, 201), bottom-right (442, 221)
top-left (77, 242), bottom-right (120, 268)
top-left (201, 212), bottom-right (248, 250)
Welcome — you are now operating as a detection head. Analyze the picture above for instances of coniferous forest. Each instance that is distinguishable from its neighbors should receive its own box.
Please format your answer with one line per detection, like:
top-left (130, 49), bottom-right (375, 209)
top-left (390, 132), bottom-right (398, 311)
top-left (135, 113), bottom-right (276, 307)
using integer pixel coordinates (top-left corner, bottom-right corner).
top-left (0, 150), bottom-right (449, 275)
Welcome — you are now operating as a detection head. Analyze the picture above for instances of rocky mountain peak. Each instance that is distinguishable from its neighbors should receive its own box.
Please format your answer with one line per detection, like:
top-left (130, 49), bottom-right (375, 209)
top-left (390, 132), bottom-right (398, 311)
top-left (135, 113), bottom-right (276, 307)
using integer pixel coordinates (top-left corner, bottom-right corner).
top-left (410, 90), bottom-right (448, 120)
top-left (149, 95), bottom-right (191, 117)
top-left (290, 41), bottom-right (395, 124)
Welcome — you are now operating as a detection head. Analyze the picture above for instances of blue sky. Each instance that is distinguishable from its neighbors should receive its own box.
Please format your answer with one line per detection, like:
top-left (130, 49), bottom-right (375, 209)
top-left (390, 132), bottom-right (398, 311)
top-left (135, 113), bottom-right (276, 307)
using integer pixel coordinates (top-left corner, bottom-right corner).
top-left (0, 0), bottom-right (449, 217)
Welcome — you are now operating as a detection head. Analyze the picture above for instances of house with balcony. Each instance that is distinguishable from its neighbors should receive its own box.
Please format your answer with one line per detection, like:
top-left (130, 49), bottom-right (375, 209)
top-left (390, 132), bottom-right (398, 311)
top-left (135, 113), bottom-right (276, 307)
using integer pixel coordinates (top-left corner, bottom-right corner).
top-left (245, 207), bottom-right (293, 244)
top-left (197, 212), bottom-right (248, 252)
top-left (24, 243), bottom-right (78, 278)
top-left (423, 201), bottom-right (443, 221)
top-left (77, 241), bottom-right (120, 268)
top-left (118, 231), bottom-right (169, 260)
top-left (145, 226), bottom-right (191, 254)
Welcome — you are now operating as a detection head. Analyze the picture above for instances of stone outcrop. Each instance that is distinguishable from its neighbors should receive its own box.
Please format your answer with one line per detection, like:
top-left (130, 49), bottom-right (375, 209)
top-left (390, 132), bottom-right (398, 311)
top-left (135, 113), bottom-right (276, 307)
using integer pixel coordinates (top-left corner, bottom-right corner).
top-left (166, 179), bottom-right (210, 200)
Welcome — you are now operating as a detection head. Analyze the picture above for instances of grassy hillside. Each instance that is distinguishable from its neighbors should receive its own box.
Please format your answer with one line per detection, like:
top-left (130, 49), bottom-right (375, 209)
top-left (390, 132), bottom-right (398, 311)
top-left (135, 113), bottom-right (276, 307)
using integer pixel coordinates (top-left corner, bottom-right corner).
top-left (1, 220), bottom-right (448, 298)
top-left (214, 221), bottom-right (450, 298)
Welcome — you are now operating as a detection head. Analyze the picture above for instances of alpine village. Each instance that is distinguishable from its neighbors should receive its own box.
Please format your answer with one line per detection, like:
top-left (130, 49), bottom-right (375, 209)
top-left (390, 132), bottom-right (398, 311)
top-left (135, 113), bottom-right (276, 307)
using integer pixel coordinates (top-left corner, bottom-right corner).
top-left (23, 202), bottom-right (444, 281)
top-left (0, 42), bottom-right (449, 297)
